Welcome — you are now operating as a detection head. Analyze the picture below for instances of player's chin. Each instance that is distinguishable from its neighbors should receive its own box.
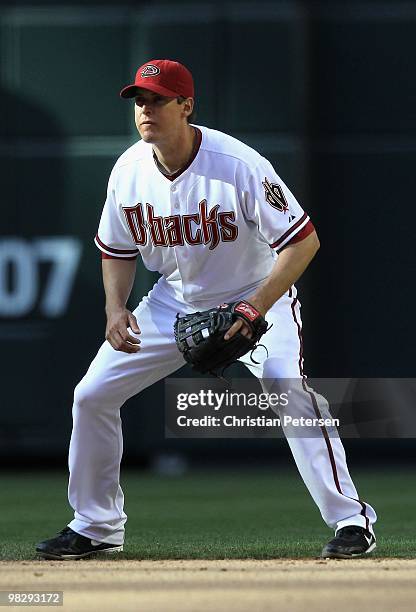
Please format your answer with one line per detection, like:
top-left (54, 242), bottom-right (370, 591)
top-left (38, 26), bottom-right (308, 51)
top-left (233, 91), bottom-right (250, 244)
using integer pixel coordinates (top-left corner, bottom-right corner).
top-left (139, 126), bottom-right (158, 143)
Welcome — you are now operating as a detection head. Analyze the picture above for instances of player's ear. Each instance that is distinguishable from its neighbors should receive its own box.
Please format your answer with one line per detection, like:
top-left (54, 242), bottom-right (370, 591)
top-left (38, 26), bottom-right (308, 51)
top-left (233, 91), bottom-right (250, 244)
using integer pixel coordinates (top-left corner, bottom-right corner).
top-left (183, 97), bottom-right (194, 119)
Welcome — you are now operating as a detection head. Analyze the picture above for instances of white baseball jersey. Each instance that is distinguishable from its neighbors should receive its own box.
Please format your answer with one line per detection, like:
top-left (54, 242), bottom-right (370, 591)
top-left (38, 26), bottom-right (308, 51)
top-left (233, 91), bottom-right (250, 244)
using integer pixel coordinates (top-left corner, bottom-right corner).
top-left (95, 126), bottom-right (312, 305)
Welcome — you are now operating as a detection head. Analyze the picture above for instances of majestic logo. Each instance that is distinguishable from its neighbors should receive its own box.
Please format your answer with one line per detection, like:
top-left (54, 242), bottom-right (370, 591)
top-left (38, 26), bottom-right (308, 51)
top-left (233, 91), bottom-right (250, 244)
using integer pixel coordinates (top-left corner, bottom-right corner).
top-left (141, 64), bottom-right (161, 77)
top-left (262, 177), bottom-right (289, 213)
top-left (123, 200), bottom-right (238, 250)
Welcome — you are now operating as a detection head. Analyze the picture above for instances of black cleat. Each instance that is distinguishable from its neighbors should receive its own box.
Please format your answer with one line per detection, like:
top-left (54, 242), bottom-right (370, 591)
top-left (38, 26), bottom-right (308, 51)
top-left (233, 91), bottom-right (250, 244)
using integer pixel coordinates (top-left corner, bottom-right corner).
top-left (36, 527), bottom-right (123, 560)
top-left (321, 526), bottom-right (376, 559)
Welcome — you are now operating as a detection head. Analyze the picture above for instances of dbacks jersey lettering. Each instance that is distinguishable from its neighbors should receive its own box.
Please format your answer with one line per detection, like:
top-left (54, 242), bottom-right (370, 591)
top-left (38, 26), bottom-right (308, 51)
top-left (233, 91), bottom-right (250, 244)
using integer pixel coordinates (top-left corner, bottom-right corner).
top-left (122, 200), bottom-right (238, 250)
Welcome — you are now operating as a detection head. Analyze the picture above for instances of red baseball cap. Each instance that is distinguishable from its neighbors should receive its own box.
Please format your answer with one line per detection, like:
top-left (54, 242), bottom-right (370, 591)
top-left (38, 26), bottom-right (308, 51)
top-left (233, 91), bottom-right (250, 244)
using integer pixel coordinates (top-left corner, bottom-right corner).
top-left (120, 59), bottom-right (194, 99)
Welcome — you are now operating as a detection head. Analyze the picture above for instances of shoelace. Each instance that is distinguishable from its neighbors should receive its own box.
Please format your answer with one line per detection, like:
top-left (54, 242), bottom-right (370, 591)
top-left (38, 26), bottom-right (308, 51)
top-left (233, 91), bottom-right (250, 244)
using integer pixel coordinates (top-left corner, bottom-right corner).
top-left (338, 527), bottom-right (366, 538)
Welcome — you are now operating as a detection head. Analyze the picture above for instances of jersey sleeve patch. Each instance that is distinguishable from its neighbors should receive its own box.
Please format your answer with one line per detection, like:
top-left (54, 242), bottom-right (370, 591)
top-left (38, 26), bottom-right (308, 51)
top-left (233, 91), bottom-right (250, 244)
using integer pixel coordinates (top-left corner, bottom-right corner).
top-left (94, 234), bottom-right (139, 258)
top-left (262, 177), bottom-right (289, 213)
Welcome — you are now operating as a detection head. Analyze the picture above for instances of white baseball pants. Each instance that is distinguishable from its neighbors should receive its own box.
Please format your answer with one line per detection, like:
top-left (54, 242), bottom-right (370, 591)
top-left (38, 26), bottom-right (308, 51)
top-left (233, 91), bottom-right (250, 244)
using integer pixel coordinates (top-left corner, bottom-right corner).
top-left (67, 278), bottom-right (376, 545)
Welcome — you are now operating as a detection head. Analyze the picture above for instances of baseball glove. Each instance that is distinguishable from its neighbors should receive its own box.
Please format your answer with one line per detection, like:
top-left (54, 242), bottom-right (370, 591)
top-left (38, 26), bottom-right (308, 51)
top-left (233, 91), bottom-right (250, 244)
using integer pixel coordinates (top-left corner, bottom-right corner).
top-left (174, 300), bottom-right (269, 377)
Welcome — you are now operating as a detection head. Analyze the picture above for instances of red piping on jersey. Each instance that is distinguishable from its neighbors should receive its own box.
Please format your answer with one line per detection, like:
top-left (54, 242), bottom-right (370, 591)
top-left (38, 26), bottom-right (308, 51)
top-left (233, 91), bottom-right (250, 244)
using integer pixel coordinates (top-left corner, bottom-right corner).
top-left (290, 299), bottom-right (369, 532)
top-left (95, 234), bottom-right (139, 255)
top-left (270, 212), bottom-right (308, 250)
top-left (156, 127), bottom-right (202, 182)
top-left (290, 297), bottom-right (304, 377)
top-left (286, 220), bottom-right (315, 246)
top-left (101, 252), bottom-right (137, 261)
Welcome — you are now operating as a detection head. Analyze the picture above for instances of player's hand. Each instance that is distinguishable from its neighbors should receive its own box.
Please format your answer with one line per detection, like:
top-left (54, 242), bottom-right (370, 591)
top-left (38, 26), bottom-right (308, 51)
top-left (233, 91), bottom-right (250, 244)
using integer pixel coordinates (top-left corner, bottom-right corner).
top-left (224, 296), bottom-right (267, 341)
top-left (224, 318), bottom-right (252, 341)
top-left (105, 308), bottom-right (141, 353)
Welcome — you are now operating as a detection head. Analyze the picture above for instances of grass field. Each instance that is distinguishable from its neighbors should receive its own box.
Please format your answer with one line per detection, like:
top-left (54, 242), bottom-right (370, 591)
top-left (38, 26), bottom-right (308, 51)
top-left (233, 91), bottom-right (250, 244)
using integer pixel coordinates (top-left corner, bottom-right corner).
top-left (0, 467), bottom-right (415, 560)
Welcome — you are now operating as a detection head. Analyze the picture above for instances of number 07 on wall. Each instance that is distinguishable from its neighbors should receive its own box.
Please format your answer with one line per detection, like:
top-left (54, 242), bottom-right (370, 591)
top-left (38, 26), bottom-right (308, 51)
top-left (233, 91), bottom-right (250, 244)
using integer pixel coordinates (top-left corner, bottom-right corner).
top-left (0, 237), bottom-right (82, 318)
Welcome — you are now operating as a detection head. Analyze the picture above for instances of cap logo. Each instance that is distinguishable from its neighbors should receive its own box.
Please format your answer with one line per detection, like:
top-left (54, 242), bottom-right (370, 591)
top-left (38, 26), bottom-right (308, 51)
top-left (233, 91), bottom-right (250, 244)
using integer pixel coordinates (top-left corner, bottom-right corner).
top-left (141, 64), bottom-right (161, 78)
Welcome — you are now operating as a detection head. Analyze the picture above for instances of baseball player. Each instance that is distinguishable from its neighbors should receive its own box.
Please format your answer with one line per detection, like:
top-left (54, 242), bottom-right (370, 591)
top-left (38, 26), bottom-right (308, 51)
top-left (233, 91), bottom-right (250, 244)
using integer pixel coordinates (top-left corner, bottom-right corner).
top-left (36, 59), bottom-right (377, 560)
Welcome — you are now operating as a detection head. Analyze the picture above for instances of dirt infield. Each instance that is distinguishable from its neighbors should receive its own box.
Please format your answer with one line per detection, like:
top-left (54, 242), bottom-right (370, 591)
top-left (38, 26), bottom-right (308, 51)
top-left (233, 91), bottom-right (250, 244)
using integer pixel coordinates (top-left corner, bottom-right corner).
top-left (1, 559), bottom-right (415, 611)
